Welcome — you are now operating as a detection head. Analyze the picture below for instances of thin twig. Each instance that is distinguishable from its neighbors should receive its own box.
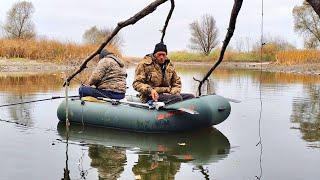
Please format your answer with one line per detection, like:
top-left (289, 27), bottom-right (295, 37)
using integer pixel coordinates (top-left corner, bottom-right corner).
top-left (161, 0), bottom-right (175, 43)
top-left (197, 0), bottom-right (243, 95)
top-left (0, 96), bottom-right (79, 108)
top-left (63, 0), bottom-right (169, 87)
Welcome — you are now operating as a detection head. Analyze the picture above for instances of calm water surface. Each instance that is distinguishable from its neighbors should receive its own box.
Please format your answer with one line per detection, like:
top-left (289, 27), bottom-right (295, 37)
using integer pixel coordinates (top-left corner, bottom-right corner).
top-left (0, 67), bottom-right (319, 180)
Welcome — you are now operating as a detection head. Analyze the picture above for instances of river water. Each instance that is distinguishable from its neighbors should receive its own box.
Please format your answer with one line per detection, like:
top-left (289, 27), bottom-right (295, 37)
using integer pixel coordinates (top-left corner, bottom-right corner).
top-left (0, 66), bottom-right (319, 180)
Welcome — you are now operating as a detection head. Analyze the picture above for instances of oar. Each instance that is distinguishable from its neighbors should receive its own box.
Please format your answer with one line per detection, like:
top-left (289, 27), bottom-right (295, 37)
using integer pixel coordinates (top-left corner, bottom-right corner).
top-left (225, 97), bottom-right (241, 103)
top-left (0, 95), bottom-right (79, 108)
top-left (202, 93), bottom-right (241, 103)
top-left (97, 97), bottom-right (199, 115)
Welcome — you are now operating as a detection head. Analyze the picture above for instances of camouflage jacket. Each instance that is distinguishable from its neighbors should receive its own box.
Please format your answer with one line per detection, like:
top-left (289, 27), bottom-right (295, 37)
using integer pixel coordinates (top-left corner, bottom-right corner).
top-left (88, 55), bottom-right (127, 93)
top-left (133, 54), bottom-right (181, 102)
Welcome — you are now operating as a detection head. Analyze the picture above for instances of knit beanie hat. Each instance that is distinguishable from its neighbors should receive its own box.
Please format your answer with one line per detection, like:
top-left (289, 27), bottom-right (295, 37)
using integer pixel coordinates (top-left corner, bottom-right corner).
top-left (99, 49), bottom-right (112, 59)
top-left (153, 43), bottom-right (167, 54)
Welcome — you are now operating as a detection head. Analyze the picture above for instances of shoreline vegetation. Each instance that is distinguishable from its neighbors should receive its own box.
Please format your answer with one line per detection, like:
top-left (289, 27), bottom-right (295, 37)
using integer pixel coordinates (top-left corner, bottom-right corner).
top-left (0, 38), bottom-right (319, 75)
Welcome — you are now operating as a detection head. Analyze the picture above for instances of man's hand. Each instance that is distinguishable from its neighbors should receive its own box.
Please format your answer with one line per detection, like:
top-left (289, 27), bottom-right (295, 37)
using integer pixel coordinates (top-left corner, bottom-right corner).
top-left (150, 89), bottom-right (159, 101)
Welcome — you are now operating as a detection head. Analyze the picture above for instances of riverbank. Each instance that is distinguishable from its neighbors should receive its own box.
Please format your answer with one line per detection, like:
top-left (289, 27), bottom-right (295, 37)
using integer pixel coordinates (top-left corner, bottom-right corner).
top-left (1, 58), bottom-right (320, 75)
top-left (174, 61), bottom-right (320, 75)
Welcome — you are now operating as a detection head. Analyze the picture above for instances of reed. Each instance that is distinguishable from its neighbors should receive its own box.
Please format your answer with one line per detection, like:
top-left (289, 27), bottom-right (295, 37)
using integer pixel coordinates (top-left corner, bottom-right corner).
top-left (276, 50), bottom-right (320, 65)
top-left (0, 38), bottom-right (121, 64)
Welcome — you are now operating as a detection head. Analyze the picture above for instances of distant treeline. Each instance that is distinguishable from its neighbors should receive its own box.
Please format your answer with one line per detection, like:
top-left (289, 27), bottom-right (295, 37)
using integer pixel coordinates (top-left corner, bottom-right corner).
top-left (0, 38), bottom-right (121, 64)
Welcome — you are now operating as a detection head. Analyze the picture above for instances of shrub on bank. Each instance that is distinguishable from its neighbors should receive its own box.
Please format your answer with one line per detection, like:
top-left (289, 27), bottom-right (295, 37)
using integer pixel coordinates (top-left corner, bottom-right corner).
top-left (168, 51), bottom-right (218, 62)
top-left (0, 38), bottom-right (120, 64)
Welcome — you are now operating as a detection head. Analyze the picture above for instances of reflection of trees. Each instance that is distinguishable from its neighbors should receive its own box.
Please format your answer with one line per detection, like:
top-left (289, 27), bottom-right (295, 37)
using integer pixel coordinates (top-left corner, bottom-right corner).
top-left (175, 67), bottom-right (320, 85)
top-left (88, 145), bottom-right (126, 180)
top-left (0, 91), bottom-right (34, 127)
top-left (0, 73), bottom-right (81, 127)
top-left (132, 154), bottom-right (180, 180)
top-left (291, 85), bottom-right (320, 142)
top-left (8, 95), bottom-right (33, 127)
top-left (0, 73), bottom-right (69, 94)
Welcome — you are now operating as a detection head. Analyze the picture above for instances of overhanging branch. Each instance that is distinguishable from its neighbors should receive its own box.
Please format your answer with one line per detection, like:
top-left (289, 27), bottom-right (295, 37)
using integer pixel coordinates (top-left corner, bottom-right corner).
top-left (307, 0), bottom-right (320, 18)
top-left (197, 0), bottom-right (243, 95)
top-left (63, 0), bottom-right (169, 86)
top-left (161, 0), bottom-right (175, 43)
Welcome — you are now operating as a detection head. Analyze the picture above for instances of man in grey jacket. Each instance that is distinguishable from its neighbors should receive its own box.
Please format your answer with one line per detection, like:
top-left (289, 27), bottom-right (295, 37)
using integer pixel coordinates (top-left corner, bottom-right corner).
top-left (79, 49), bottom-right (127, 99)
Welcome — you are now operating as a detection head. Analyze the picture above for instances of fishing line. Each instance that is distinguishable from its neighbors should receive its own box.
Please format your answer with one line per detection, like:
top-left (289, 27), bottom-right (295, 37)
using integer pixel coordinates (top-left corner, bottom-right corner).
top-left (255, 0), bottom-right (264, 179)
top-left (0, 118), bottom-right (28, 126)
top-left (0, 95), bottom-right (79, 108)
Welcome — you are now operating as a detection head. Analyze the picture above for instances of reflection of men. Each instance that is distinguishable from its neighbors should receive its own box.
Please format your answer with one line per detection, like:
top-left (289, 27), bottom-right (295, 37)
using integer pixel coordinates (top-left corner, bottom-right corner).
top-left (88, 145), bottom-right (126, 180)
top-left (133, 42), bottom-right (194, 104)
top-left (132, 154), bottom-right (180, 180)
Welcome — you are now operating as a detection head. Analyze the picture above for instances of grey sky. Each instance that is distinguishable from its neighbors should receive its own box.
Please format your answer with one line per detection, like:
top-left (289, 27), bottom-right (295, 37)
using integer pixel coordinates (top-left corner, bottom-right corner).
top-left (0, 0), bottom-right (303, 56)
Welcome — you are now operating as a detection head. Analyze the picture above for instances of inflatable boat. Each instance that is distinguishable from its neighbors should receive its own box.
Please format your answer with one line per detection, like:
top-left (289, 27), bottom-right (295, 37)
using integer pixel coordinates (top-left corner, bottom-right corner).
top-left (57, 94), bottom-right (231, 133)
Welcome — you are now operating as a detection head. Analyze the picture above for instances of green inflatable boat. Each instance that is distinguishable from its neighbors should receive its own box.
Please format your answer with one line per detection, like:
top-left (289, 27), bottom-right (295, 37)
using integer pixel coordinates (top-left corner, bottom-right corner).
top-left (57, 94), bottom-right (231, 133)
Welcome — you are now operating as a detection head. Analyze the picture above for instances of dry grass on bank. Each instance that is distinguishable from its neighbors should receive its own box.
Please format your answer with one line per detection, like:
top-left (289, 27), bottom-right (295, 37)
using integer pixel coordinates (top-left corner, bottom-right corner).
top-left (0, 38), bottom-right (121, 64)
top-left (169, 50), bottom-right (263, 62)
top-left (169, 49), bottom-right (320, 65)
top-left (276, 50), bottom-right (320, 65)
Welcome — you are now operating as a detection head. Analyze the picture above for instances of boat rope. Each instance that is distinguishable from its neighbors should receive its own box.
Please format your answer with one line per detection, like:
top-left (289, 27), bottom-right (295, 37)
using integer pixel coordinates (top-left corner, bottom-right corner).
top-left (255, 0), bottom-right (264, 179)
top-left (0, 95), bottom-right (79, 108)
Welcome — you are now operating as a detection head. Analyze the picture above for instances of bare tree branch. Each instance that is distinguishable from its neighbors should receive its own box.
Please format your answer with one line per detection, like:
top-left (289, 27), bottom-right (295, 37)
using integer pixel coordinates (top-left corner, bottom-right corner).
top-left (161, 0), bottom-right (175, 43)
top-left (197, 0), bottom-right (243, 95)
top-left (307, 0), bottom-right (320, 18)
top-left (64, 0), bottom-right (169, 86)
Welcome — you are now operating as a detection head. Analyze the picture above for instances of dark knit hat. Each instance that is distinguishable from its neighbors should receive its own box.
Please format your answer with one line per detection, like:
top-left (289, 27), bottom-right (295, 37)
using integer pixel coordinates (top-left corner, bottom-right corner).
top-left (99, 49), bottom-right (112, 59)
top-left (153, 43), bottom-right (167, 54)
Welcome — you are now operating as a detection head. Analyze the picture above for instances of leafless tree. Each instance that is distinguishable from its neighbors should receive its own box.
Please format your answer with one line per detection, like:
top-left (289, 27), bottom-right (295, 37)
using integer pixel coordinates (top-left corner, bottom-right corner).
top-left (189, 14), bottom-right (219, 56)
top-left (293, 1), bottom-right (320, 49)
top-left (82, 26), bottom-right (123, 49)
top-left (3, 1), bottom-right (36, 39)
top-left (234, 36), bottom-right (253, 52)
top-left (306, 0), bottom-right (320, 18)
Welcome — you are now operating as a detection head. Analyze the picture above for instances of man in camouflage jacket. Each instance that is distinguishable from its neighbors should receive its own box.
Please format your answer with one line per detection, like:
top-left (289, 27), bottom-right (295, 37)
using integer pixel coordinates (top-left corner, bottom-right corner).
top-left (133, 43), bottom-right (194, 104)
top-left (79, 49), bottom-right (127, 99)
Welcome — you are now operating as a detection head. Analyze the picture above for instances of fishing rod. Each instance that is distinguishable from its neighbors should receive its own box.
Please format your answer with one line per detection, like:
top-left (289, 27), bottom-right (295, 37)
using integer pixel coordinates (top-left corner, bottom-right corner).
top-left (96, 97), bottom-right (199, 115)
top-left (0, 95), bottom-right (79, 108)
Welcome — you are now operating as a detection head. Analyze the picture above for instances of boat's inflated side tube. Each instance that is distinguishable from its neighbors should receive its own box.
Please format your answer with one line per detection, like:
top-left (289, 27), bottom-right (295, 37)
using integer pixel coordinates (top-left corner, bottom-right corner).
top-left (57, 94), bottom-right (231, 132)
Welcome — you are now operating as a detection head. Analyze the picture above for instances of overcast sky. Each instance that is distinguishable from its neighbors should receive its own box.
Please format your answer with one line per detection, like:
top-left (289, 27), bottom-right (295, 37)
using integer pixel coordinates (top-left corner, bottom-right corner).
top-left (0, 0), bottom-right (304, 56)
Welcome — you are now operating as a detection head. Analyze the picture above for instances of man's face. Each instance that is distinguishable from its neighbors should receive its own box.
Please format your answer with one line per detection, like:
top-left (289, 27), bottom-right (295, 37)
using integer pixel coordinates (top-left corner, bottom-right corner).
top-left (154, 51), bottom-right (167, 64)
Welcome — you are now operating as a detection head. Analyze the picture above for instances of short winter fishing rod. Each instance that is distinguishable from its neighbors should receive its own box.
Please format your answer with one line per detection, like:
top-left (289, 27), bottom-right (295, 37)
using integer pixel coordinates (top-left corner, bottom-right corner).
top-left (0, 95), bottom-right (79, 108)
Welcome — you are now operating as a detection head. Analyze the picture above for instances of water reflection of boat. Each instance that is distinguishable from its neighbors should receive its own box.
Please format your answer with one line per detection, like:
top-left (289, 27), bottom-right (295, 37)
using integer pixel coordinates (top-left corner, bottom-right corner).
top-left (57, 122), bottom-right (230, 165)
